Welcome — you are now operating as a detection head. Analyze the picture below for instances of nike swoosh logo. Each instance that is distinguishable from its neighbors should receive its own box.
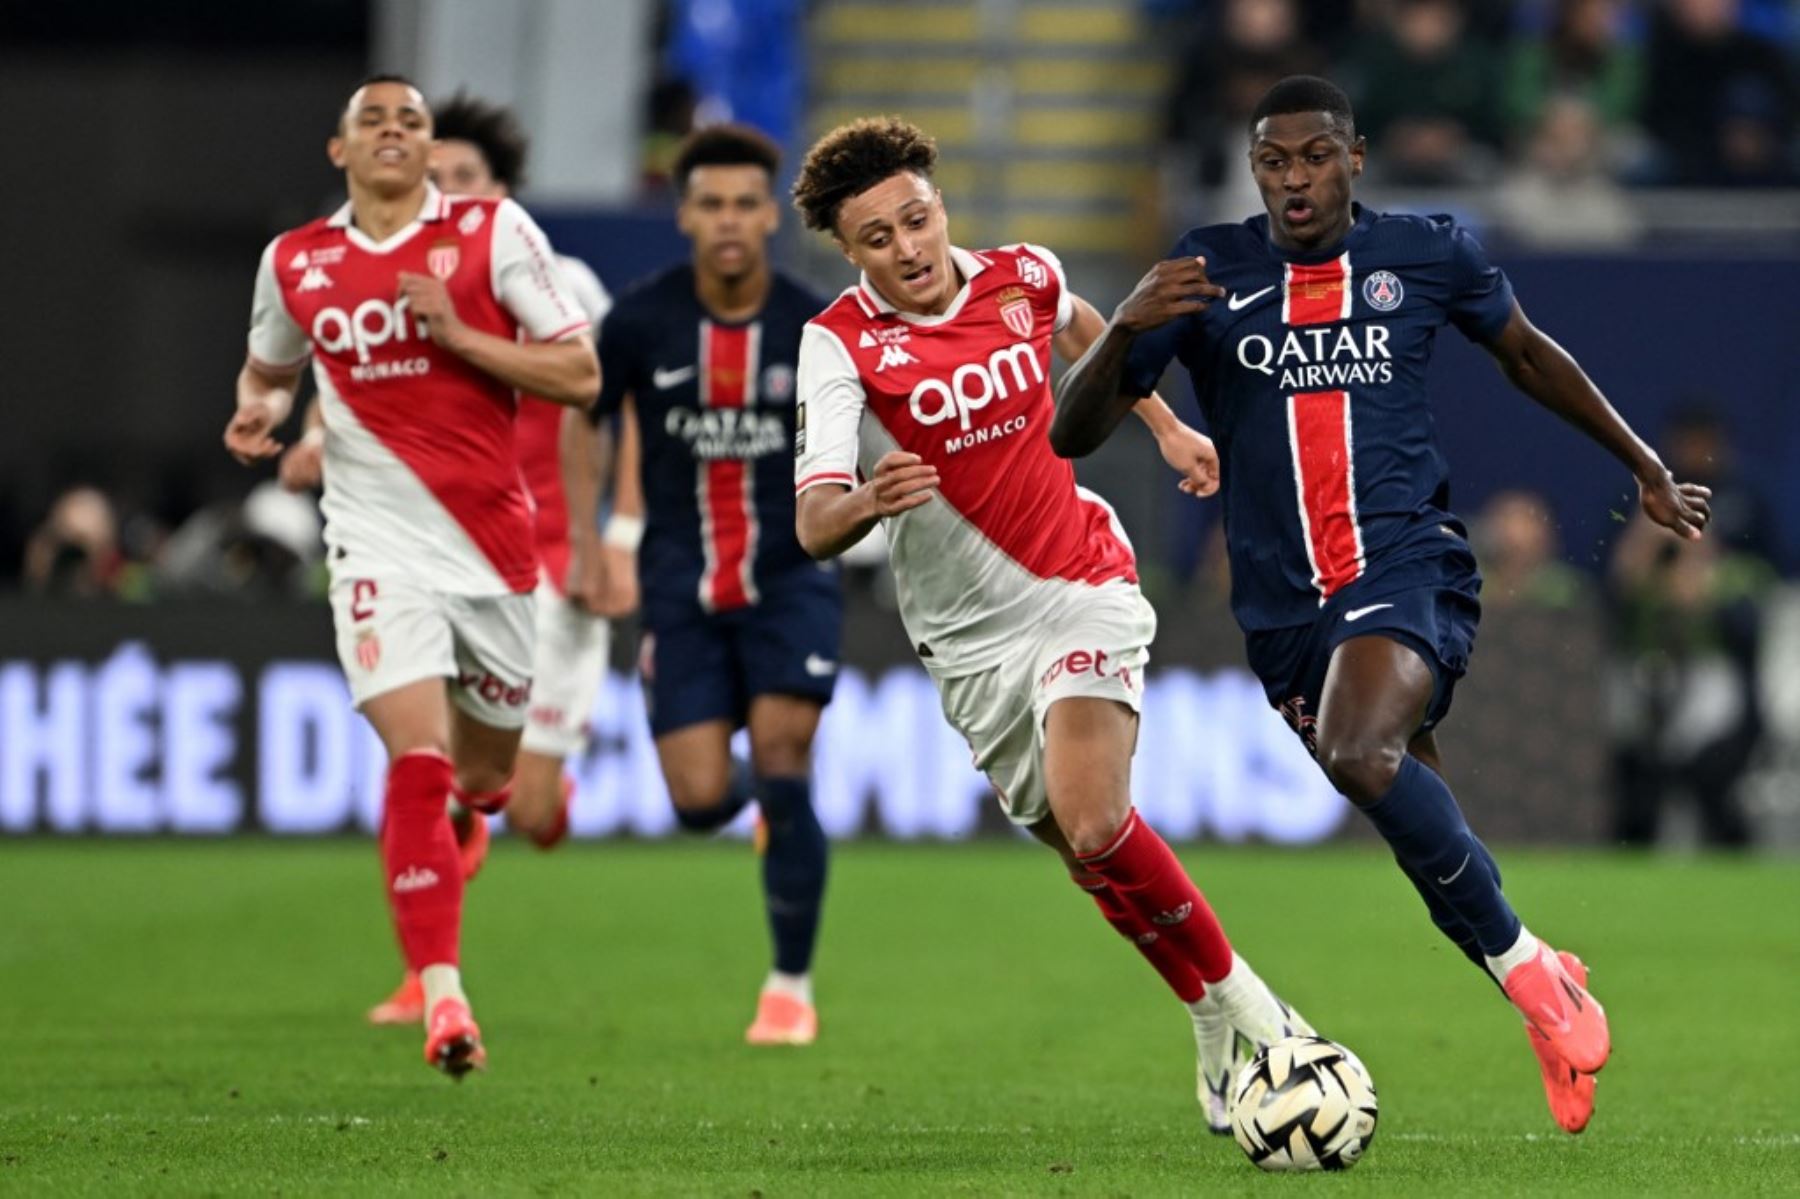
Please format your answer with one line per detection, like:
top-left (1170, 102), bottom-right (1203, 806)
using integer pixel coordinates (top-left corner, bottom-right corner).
top-left (1227, 285), bottom-right (1276, 311)
top-left (651, 365), bottom-right (696, 390)
top-left (1343, 603), bottom-right (1394, 623)
top-left (804, 654), bottom-right (837, 678)
top-left (1437, 853), bottom-right (1471, 885)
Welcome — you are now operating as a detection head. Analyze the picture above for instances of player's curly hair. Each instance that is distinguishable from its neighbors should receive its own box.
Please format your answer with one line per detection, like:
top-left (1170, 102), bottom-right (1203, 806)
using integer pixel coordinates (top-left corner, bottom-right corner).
top-left (1248, 76), bottom-right (1357, 139)
top-left (672, 123), bottom-right (782, 193)
top-left (791, 117), bottom-right (938, 236)
top-left (433, 92), bottom-right (531, 190)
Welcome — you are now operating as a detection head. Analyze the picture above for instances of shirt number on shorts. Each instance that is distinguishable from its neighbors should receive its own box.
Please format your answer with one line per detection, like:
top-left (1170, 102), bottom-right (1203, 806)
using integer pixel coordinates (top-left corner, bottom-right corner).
top-left (350, 579), bottom-right (378, 622)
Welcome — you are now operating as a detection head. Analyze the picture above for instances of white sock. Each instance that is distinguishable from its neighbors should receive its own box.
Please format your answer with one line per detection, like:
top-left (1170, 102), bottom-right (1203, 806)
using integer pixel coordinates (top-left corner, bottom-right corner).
top-left (763, 970), bottom-right (813, 1006)
top-left (420, 964), bottom-right (467, 1016)
top-left (1485, 928), bottom-right (1540, 984)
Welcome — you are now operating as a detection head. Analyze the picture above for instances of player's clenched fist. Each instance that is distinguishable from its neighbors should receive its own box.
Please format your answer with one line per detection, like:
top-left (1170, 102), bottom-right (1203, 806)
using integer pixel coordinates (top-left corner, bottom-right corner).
top-left (869, 451), bottom-right (939, 516)
top-left (396, 271), bottom-right (467, 348)
top-left (1114, 257), bottom-right (1226, 334)
top-left (223, 397), bottom-right (285, 465)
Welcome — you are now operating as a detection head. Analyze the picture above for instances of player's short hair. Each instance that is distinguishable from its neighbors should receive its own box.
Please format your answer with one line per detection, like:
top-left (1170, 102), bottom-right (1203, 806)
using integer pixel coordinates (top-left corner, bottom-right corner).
top-left (671, 124), bottom-right (782, 194)
top-left (340, 72), bottom-right (426, 130)
top-left (432, 92), bottom-right (530, 190)
top-left (1248, 76), bottom-right (1356, 140)
top-left (791, 116), bottom-right (938, 235)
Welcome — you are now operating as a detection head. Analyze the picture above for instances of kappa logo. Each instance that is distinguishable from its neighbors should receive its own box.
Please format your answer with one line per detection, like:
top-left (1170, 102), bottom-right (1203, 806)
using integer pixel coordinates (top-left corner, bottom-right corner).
top-left (457, 205), bottom-right (485, 235)
top-left (1018, 256), bottom-right (1049, 290)
top-left (296, 266), bottom-right (334, 293)
top-left (392, 866), bottom-right (440, 894)
top-left (876, 343), bottom-right (919, 372)
top-left (1151, 902), bottom-right (1193, 927)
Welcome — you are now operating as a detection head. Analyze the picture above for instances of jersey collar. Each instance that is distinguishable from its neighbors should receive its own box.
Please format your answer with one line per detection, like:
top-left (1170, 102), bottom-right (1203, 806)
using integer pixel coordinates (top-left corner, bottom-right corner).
top-left (1258, 202), bottom-right (1375, 265)
top-left (325, 183), bottom-right (452, 253)
top-left (855, 245), bottom-right (992, 326)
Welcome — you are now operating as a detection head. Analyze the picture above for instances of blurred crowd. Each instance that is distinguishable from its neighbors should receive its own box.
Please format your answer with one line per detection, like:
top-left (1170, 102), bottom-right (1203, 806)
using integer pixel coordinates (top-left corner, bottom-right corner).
top-left (1161, 0), bottom-right (1798, 239)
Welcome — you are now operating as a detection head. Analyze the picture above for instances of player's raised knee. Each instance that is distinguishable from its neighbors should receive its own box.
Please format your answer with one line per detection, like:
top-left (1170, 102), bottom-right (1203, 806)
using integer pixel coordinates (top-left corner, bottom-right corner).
top-left (1318, 736), bottom-right (1405, 807)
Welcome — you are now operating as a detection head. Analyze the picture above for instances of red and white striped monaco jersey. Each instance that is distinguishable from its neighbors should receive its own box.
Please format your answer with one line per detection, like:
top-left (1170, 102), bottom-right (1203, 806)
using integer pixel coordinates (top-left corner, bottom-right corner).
top-left (247, 184), bottom-right (590, 595)
top-left (796, 244), bottom-right (1138, 674)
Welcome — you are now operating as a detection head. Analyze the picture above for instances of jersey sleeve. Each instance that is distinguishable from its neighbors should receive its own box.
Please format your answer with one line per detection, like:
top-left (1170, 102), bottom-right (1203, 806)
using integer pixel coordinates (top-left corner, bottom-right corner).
top-left (795, 323), bottom-right (865, 495)
top-left (591, 300), bottom-right (638, 423)
top-left (246, 239), bottom-right (310, 368)
top-left (1015, 242), bottom-right (1075, 333)
top-left (557, 254), bottom-right (612, 331)
top-left (491, 198), bottom-right (591, 343)
top-left (1445, 223), bottom-right (1516, 344)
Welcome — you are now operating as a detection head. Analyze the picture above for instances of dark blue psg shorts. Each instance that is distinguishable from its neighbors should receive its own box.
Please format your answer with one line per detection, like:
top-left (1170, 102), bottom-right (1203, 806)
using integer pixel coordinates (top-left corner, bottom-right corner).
top-left (639, 565), bottom-right (843, 737)
top-left (1244, 544), bottom-right (1482, 756)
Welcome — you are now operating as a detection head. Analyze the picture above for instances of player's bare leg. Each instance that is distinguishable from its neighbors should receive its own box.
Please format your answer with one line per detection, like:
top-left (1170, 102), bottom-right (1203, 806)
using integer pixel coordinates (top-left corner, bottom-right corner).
top-left (359, 678), bottom-right (483, 1077)
top-left (1318, 637), bottom-right (1608, 1096)
top-left (1040, 697), bottom-right (1309, 1132)
top-left (742, 695), bottom-right (828, 1045)
top-left (507, 749), bottom-right (574, 848)
top-left (656, 720), bottom-right (743, 827)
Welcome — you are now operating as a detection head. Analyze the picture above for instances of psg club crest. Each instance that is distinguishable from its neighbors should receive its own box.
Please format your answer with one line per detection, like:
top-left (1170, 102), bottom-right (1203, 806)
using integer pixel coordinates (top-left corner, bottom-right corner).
top-left (997, 286), bottom-right (1034, 339)
top-left (426, 240), bottom-right (461, 280)
top-left (1362, 270), bottom-right (1403, 312)
top-left (761, 362), bottom-right (796, 404)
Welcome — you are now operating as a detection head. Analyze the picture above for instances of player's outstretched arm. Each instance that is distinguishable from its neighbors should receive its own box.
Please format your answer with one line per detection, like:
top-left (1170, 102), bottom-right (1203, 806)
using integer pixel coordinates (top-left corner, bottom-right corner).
top-left (1484, 303), bottom-right (1712, 541)
top-left (397, 272), bottom-right (601, 407)
top-left (225, 356), bottom-right (304, 466)
top-left (1052, 257), bottom-right (1220, 458)
top-left (796, 452), bottom-right (938, 561)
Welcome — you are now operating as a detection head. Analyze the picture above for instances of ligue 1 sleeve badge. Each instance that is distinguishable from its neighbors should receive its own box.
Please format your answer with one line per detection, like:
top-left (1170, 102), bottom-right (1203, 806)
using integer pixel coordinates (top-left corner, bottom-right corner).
top-left (1362, 270), bottom-right (1403, 312)
top-left (997, 286), bottom-right (1034, 338)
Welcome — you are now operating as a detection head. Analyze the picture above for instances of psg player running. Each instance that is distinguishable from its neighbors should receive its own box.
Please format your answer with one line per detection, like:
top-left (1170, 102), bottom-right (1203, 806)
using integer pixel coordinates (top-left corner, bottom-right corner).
top-left (568, 126), bottom-right (838, 1046)
top-left (1056, 76), bottom-right (1713, 1134)
top-left (226, 76), bottom-right (600, 1077)
top-left (791, 117), bottom-right (1313, 1133)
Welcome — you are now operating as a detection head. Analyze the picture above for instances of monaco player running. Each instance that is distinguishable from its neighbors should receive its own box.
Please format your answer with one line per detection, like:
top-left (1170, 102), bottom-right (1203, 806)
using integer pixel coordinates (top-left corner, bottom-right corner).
top-left (225, 76), bottom-right (600, 1077)
top-left (567, 126), bottom-right (839, 1046)
top-left (1056, 77), bottom-right (1712, 1133)
top-left (790, 117), bottom-right (1313, 1133)
top-left (353, 93), bottom-right (617, 1028)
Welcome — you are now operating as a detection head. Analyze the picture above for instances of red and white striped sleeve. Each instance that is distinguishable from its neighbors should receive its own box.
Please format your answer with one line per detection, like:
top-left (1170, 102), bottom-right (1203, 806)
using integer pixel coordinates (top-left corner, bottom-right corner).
top-left (794, 322), bottom-right (864, 495)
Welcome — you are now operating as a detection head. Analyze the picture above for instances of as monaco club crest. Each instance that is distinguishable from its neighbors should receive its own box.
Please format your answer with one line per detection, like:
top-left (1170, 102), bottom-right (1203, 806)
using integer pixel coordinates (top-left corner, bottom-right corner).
top-left (427, 240), bottom-right (461, 280)
top-left (355, 631), bottom-right (381, 673)
top-left (997, 286), bottom-right (1033, 338)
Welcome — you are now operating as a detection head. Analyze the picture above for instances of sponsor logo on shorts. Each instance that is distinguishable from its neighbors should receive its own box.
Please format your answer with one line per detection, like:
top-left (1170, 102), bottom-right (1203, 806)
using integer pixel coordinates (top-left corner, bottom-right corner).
top-left (1038, 648), bottom-right (1136, 693)
top-left (456, 670), bottom-right (532, 708)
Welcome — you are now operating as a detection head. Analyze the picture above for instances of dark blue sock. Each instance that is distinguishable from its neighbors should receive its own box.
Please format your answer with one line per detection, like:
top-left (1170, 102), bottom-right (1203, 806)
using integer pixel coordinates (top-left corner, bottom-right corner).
top-left (672, 758), bottom-right (753, 832)
top-left (757, 775), bottom-right (828, 976)
top-left (1393, 854), bottom-right (1489, 978)
top-left (1361, 755), bottom-right (1521, 957)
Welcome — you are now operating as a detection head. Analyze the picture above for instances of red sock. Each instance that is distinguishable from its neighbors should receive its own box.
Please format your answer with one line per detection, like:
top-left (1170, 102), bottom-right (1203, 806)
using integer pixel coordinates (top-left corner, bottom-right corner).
top-left (381, 750), bottom-right (463, 970)
top-left (1077, 808), bottom-right (1233, 984)
top-left (1072, 870), bottom-right (1206, 1003)
top-left (454, 780), bottom-right (512, 814)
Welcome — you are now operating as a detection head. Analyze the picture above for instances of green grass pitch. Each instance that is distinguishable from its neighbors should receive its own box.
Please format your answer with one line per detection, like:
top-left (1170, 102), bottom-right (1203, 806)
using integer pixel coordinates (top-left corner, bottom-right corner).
top-left (2, 840), bottom-right (1795, 1195)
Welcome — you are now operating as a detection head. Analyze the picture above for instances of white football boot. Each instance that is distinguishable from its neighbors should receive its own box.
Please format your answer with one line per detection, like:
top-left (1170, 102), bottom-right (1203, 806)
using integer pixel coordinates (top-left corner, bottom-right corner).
top-left (1188, 951), bottom-right (1315, 1133)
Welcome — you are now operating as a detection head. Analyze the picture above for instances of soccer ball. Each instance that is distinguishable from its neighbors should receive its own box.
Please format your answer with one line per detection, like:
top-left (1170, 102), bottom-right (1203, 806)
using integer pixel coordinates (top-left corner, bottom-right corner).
top-left (1229, 1035), bottom-right (1378, 1172)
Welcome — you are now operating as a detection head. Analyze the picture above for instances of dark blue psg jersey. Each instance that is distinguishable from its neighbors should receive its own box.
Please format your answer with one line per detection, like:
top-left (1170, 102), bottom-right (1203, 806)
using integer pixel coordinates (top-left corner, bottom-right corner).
top-left (1123, 205), bottom-right (1516, 631)
top-left (596, 265), bottom-right (830, 622)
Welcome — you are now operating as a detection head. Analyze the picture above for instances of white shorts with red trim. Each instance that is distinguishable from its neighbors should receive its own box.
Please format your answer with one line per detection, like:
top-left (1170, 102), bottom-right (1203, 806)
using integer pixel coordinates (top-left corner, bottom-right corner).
top-left (521, 581), bottom-right (610, 757)
top-left (329, 576), bottom-right (535, 729)
top-left (931, 580), bottom-right (1156, 827)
